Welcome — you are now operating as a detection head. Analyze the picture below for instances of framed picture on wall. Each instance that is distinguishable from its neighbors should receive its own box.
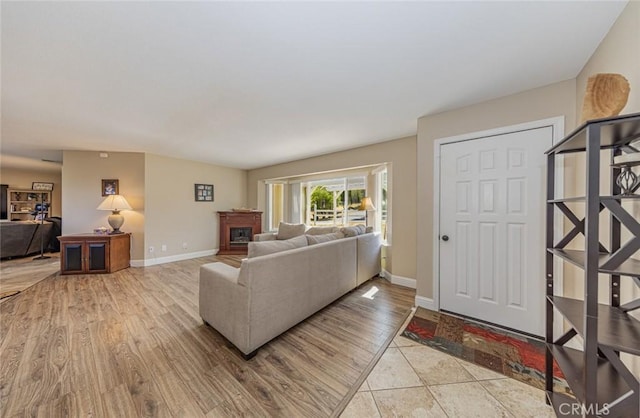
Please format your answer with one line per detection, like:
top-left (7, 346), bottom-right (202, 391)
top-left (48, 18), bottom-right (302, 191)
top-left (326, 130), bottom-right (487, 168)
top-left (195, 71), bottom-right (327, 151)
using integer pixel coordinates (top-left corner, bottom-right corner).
top-left (102, 179), bottom-right (119, 196)
top-left (195, 184), bottom-right (214, 201)
top-left (32, 182), bottom-right (54, 191)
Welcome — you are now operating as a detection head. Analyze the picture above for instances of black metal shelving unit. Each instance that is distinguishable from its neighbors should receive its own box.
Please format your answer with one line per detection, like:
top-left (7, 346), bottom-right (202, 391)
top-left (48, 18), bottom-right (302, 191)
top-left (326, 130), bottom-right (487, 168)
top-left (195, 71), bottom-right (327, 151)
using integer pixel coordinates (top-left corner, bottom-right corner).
top-left (545, 113), bottom-right (640, 418)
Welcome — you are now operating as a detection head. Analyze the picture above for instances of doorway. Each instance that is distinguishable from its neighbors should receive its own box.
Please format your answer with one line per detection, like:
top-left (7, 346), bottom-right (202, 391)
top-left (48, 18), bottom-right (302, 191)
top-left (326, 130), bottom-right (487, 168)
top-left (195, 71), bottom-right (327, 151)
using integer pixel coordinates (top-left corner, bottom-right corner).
top-left (435, 121), bottom-right (560, 336)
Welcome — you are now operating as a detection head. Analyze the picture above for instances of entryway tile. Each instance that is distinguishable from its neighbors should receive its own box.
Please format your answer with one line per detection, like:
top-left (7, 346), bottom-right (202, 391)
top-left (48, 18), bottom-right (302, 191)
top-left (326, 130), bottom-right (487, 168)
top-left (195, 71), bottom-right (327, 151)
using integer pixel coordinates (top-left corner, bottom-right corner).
top-left (372, 387), bottom-right (447, 418)
top-left (357, 380), bottom-right (370, 392)
top-left (340, 392), bottom-right (381, 418)
top-left (429, 381), bottom-right (511, 418)
top-left (400, 345), bottom-right (475, 385)
top-left (393, 334), bottom-right (421, 347)
top-left (480, 378), bottom-right (554, 418)
top-left (366, 348), bottom-right (422, 391)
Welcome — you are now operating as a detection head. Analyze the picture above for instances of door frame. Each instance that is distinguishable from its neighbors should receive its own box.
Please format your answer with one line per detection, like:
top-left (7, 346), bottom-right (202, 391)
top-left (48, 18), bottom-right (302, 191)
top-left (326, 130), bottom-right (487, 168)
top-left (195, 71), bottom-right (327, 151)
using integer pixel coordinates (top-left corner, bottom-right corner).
top-left (432, 117), bottom-right (565, 321)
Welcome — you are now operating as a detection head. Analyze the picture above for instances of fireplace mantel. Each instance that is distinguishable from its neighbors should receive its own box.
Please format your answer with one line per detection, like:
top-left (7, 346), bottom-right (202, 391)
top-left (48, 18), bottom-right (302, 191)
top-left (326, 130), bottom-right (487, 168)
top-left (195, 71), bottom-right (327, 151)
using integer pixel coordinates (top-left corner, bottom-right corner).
top-left (217, 211), bottom-right (262, 255)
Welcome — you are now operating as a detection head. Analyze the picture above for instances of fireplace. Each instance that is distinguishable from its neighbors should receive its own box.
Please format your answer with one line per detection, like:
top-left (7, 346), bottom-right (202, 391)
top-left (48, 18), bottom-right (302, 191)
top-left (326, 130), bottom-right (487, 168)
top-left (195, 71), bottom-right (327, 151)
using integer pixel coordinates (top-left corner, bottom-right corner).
top-left (217, 211), bottom-right (262, 255)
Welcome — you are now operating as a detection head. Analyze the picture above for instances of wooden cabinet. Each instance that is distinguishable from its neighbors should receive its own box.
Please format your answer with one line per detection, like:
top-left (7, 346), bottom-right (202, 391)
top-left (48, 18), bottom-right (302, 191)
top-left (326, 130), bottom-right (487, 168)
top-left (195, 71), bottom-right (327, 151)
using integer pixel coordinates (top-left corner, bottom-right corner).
top-left (218, 211), bottom-right (262, 255)
top-left (59, 233), bottom-right (130, 274)
top-left (545, 113), bottom-right (640, 417)
top-left (8, 189), bottom-right (51, 221)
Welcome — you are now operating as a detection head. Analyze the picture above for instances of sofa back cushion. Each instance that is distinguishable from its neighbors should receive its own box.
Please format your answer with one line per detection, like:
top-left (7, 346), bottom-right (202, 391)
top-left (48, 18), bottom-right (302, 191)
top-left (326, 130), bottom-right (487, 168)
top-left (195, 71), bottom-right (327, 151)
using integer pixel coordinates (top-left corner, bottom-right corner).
top-left (276, 222), bottom-right (306, 240)
top-left (306, 232), bottom-right (344, 245)
top-left (248, 234), bottom-right (308, 258)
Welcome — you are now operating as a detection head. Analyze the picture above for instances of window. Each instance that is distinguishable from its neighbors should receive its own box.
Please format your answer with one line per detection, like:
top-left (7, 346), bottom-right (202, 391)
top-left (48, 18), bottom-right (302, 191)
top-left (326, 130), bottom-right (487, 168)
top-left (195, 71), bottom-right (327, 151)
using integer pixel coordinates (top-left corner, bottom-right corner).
top-left (263, 164), bottom-right (389, 237)
top-left (266, 182), bottom-right (285, 231)
top-left (305, 176), bottom-right (366, 227)
top-left (345, 177), bottom-right (366, 226)
top-left (375, 167), bottom-right (388, 241)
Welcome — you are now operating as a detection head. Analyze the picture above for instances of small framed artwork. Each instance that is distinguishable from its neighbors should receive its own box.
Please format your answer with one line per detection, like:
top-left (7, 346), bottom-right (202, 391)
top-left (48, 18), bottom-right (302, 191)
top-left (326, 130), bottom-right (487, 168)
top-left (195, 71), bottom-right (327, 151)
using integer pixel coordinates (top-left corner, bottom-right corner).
top-left (102, 179), bottom-right (119, 196)
top-left (195, 184), bottom-right (214, 202)
top-left (32, 182), bottom-right (54, 191)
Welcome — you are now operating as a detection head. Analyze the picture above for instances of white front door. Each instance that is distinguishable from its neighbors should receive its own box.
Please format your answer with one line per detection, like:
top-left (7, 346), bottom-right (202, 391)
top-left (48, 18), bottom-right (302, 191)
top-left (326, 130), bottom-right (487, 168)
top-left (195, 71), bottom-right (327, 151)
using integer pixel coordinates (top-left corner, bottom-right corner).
top-left (439, 127), bottom-right (552, 336)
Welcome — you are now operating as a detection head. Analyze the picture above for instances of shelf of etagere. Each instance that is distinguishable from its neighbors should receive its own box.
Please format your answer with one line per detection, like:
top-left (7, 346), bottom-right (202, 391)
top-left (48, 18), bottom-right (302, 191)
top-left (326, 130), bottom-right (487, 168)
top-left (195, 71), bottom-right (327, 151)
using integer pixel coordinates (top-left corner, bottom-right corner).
top-left (548, 296), bottom-right (640, 355)
top-left (548, 249), bottom-right (640, 278)
top-left (546, 345), bottom-right (639, 417)
top-left (546, 113), bottom-right (640, 155)
top-left (548, 195), bottom-right (640, 203)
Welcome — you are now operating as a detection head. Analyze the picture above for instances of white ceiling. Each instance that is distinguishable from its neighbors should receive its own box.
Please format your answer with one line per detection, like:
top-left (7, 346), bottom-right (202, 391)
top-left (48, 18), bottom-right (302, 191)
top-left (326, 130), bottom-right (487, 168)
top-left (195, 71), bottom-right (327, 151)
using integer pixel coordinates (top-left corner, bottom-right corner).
top-left (1, 1), bottom-right (627, 170)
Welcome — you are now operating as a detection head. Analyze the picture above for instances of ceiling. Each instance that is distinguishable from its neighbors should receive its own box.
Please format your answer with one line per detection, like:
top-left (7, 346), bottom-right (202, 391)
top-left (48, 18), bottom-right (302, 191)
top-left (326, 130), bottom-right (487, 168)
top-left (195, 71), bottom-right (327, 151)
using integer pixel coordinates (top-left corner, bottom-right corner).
top-left (1, 1), bottom-right (627, 170)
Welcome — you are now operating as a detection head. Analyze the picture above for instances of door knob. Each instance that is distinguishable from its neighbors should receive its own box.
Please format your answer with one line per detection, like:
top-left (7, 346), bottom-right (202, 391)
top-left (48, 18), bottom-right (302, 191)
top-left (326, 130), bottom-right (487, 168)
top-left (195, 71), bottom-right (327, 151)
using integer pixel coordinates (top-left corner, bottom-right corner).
top-left (442, 235), bottom-right (449, 241)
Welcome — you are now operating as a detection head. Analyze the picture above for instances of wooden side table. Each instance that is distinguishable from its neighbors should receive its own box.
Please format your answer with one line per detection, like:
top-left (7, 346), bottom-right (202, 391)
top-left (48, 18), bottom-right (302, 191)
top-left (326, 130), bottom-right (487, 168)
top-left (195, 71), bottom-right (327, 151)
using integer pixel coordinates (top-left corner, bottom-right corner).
top-left (58, 233), bottom-right (130, 274)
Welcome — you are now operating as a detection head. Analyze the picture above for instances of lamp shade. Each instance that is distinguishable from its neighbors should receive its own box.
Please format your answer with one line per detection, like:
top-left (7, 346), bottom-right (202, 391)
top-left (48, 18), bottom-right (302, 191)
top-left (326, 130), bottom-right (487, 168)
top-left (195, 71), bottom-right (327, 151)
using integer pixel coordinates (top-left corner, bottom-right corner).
top-left (97, 195), bottom-right (132, 211)
top-left (97, 195), bottom-right (132, 234)
top-left (359, 197), bottom-right (376, 211)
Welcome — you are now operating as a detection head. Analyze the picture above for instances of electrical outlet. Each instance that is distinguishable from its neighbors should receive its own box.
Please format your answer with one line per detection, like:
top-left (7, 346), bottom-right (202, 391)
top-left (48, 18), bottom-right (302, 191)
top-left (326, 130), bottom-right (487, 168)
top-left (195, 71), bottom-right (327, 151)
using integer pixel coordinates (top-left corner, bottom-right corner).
top-left (182, 242), bottom-right (188, 249)
top-left (149, 246), bottom-right (154, 253)
top-left (161, 245), bottom-right (167, 252)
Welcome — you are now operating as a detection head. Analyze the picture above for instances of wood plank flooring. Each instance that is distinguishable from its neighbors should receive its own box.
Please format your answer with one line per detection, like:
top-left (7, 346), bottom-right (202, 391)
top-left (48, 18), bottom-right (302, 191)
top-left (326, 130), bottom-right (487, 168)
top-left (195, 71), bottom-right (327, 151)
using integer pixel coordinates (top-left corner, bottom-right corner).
top-left (0, 253), bottom-right (60, 299)
top-left (0, 255), bottom-right (415, 417)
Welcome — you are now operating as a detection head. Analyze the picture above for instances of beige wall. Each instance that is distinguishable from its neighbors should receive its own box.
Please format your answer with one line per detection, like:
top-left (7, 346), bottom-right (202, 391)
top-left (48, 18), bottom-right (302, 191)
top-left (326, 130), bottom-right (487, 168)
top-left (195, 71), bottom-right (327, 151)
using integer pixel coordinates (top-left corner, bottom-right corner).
top-left (565, 0), bottom-right (640, 301)
top-left (247, 136), bottom-right (417, 280)
top-left (61, 152), bottom-right (246, 263)
top-left (574, 1), bottom-right (640, 373)
top-left (62, 151), bottom-right (146, 260)
top-left (0, 167), bottom-right (62, 217)
top-left (576, 0), bottom-right (639, 120)
top-left (144, 154), bottom-right (247, 261)
top-left (416, 79), bottom-right (577, 299)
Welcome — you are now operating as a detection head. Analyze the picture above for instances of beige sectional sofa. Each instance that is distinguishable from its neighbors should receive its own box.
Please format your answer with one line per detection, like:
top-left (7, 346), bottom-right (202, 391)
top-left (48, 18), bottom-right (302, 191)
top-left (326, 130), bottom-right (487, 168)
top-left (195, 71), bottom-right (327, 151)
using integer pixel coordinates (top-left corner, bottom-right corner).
top-left (199, 230), bottom-right (381, 358)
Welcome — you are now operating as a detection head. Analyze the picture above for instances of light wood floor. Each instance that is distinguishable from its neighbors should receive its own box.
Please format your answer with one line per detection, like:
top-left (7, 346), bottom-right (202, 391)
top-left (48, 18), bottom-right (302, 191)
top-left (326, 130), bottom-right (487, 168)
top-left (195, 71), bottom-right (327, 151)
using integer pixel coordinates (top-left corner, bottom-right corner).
top-left (0, 252), bottom-right (60, 299)
top-left (0, 255), bottom-right (415, 417)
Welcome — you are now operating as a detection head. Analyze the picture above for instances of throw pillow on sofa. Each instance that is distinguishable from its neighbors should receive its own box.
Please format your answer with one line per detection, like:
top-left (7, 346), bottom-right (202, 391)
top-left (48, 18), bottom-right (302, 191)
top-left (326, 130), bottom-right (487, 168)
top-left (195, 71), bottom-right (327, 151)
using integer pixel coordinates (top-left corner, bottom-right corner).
top-left (276, 222), bottom-right (306, 240)
top-left (341, 224), bottom-right (367, 237)
top-left (305, 226), bottom-right (339, 235)
top-left (248, 234), bottom-right (308, 258)
top-left (306, 232), bottom-right (344, 245)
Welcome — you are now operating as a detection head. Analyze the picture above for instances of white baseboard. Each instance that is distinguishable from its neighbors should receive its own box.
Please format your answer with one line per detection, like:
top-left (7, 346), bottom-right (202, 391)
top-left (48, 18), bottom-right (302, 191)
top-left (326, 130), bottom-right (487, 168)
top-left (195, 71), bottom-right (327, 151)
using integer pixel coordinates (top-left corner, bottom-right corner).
top-left (381, 270), bottom-right (416, 289)
top-left (415, 295), bottom-right (436, 311)
top-left (131, 249), bottom-right (219, 267)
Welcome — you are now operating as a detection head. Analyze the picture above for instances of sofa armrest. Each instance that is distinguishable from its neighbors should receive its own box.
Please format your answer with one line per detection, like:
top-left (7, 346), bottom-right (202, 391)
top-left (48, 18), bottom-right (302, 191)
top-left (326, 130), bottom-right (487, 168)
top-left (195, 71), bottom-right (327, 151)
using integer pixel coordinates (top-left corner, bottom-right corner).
top-left (356, 232), bottom-right (382, 286)
top-left (253, 232), bottom-right (277, 242)
top-left (199, 262), bottom-right (250, 353)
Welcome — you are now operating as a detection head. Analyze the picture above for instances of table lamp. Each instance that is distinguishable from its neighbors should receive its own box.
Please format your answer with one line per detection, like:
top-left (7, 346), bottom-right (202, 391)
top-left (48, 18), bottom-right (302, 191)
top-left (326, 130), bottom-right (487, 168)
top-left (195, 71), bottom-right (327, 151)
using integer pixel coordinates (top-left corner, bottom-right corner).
top-left (97, 195), bottom-right (132, 234)
top-left (359, 196), bottom-right (376, 227)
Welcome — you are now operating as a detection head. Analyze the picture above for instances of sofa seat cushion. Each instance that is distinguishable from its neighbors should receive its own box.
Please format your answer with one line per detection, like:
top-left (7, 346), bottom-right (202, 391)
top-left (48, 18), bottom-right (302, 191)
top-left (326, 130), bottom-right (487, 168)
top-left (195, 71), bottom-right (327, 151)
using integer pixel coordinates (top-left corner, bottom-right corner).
top-left (276, 222), bottom-right (306, 240)
top-left (248, 234), bottom-right (308, 258)
top-left (306, 232), bottom-right (344, 245)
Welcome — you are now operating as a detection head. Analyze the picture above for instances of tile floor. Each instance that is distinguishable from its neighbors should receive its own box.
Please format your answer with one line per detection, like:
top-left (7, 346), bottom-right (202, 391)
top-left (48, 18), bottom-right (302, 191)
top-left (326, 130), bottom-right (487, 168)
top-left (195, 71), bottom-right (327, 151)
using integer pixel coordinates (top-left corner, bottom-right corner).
top-left (340, 311), bottom-right (555, 418)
